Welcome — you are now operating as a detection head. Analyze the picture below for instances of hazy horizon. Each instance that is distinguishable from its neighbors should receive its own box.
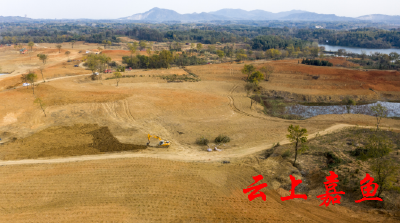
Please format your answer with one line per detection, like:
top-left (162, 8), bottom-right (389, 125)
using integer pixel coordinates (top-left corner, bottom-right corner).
top-left (1, 0), bottom-right (400, 20)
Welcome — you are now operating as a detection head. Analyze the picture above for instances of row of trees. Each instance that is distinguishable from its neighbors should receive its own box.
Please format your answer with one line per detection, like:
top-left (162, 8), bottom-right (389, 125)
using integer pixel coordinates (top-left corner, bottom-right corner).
top-left (122, 50), bottom-right (207, 69)
top-left (2, 23), bottom-right (400, 49)
top-left (301, 59), bottom-right (333, 66)
top-left (296, 28), bottom-right (400, 49)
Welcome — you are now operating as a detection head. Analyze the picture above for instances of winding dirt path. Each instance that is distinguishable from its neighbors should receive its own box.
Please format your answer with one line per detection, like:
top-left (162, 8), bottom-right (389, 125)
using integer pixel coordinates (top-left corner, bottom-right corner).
top-left (0, 123), bottom-right (364, 166)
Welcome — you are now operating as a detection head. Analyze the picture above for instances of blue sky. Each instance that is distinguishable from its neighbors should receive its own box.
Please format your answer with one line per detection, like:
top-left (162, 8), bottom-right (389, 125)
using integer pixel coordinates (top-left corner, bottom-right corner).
top-left (1, 0), bottom-right (399, 19)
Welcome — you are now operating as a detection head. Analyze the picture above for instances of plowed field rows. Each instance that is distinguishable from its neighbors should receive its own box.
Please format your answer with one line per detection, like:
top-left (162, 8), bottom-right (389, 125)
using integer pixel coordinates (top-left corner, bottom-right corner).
top-left (0, 157), bottom-right (391, 222)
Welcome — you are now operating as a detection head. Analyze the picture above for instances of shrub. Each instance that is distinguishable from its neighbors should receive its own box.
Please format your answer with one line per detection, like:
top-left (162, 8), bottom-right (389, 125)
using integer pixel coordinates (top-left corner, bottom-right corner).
top-left (244, 82), bottom-right (261, 92)
top-left (324, 151), bottom-right (342, 168)
top-left (109, 61), bottom-right (118, 67)
top-left (215, 134), bottom-right (230, 144)
top-left (196, 137), bottom-right (209, 146)
top-left (282, 150), bottom-right (291, 158)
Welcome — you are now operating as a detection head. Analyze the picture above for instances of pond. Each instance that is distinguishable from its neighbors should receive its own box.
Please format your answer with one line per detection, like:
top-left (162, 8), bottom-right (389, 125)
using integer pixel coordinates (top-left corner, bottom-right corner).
top-left (318, 44), bottom-right (400, 56)
top-left (0, 73), bottom-right (7, 76)
top-left (285, 101), bottom-right (400, 119)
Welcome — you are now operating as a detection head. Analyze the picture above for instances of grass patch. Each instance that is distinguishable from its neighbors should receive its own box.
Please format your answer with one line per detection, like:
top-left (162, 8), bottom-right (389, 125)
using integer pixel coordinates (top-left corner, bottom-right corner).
top-left (252, 96), bottom-right (303, 120)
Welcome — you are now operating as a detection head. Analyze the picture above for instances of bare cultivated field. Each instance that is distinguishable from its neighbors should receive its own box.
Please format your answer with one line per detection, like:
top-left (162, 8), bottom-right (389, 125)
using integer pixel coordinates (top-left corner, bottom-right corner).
top-left (0, 44), bottom-right (400, 222)
top-left (0, 157), bottom-right (398, 222)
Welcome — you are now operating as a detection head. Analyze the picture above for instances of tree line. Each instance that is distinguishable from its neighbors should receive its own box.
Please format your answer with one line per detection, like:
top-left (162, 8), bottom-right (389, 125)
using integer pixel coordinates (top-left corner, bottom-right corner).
top-left (2, 23), bottom-right (400, 50)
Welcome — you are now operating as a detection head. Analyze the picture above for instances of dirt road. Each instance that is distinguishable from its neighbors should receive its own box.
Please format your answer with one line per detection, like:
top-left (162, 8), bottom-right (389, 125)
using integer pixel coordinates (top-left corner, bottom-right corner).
top-left (0, 123), bottom-right (359, 166)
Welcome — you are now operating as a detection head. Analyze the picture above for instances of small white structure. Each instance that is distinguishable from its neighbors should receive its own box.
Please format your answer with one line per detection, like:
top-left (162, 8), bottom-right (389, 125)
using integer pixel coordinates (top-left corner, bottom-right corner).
top-left (22, 83), bottom-right (30, 87)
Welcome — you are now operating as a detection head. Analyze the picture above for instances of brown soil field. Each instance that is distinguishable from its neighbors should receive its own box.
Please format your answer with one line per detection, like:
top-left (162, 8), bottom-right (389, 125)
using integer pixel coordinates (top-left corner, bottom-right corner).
top-left (188, 60), bottom-right (400, 102)
top-left (0, 157), bottom-right (398, 222)
top-left (1, 44), bottom-right (400, 221)
top-left (1, 124), bottom-right (146, 160)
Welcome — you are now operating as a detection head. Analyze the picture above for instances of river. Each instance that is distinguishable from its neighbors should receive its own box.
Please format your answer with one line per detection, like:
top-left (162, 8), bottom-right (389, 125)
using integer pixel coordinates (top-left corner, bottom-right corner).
top-left (318, 44), bottom-right (400, 56)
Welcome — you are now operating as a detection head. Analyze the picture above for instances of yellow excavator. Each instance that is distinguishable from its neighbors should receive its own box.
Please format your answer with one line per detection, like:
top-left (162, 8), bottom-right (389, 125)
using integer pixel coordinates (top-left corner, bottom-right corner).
top-left (147, 134), bottom-right (171, 148)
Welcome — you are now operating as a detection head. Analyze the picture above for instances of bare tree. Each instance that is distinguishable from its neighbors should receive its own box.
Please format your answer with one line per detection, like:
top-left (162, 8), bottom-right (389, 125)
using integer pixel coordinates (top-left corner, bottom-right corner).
top-left (371, 103), bottom-right (388, 131)
top-left (38, 67), bottom-right (45, 82)
top-left (259, 65), bottom-right (275, 81)
top-left (34, 97), bottom-right (47, 117)
top-left (114, 72), bottom-right (122, 87)
top-left (20, 74), bottom-right (28, 89)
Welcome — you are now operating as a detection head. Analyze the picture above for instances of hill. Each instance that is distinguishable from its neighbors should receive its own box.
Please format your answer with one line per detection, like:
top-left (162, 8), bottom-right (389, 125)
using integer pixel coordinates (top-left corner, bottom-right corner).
top-left (282, 12), bottom-right (356, 21)
top-left (357, 14), bottom-right (400, 23)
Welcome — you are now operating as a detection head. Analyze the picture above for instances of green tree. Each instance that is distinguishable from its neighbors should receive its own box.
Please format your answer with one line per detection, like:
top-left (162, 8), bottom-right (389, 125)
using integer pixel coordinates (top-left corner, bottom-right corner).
top-left (259, 65), bottom-right (274, 81)
top-left (370, 103), bottom-right (388, 131)
top-left (127, 43), bottom-right (137, 60)
top-left (241, 64), bottom-right (256, 80)
top-left (139, 40), bottom-right (147, 50)
top-left (207, 45), bottom-right (216, 53)
top-left (265, 49), bottom-right (281, 59)
top-left (71, 40), bottom-right (76, 48)
top-left (370, 158), bottom-right (400, 198)
top-left (286, 44), bottom-right (295, 57)
top-left (26, 72), bottom-right (37, 94)
top-left (34, 97), bottom-right (47, 117)
top-left (236, 53), bottom-right (247, 61)
top-left (86, 54), bottom-right (101, 74)
top-left (190, 43), bottom-right (195, 56)
top-left (365, 133), bottom-right (393, 159)
top-left (99, 54), bottom-right (111, 73)
top-left (310, 47), bottom-right (319, 58)
top-left (37, 54), bottom-right (48, 64)
top-left (65, 51), bottom-right (71, 60)
top-left (28, 41), bottom-right (34, 51)
top-left (366, 134), bottom-right (399, 198)
top-left (216, 50), bottom-right (224, 61)
top-left (114, 72), bottom-right (122, 86)
top-left (102, 40), bottom-right (111, 49)
top-left (196, 43), bottom-right (203, 53)
top-left (248, 71), bottom-right (264, 84)
top-left (286, 125), bottom-right (308, 166)
top-left (56, 44), bottom-right (62, 53)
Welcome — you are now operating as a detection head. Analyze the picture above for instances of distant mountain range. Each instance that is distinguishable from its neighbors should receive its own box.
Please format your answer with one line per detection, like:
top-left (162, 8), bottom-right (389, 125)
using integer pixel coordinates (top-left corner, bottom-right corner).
top-left (0, 16), bottom-right (32, 22)
top-left (1, 8), bottom-right (400, 24)
top-left (119, 7), bottom-right (400, 23)
top-left (357, 14), bottom-right (400, 23)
